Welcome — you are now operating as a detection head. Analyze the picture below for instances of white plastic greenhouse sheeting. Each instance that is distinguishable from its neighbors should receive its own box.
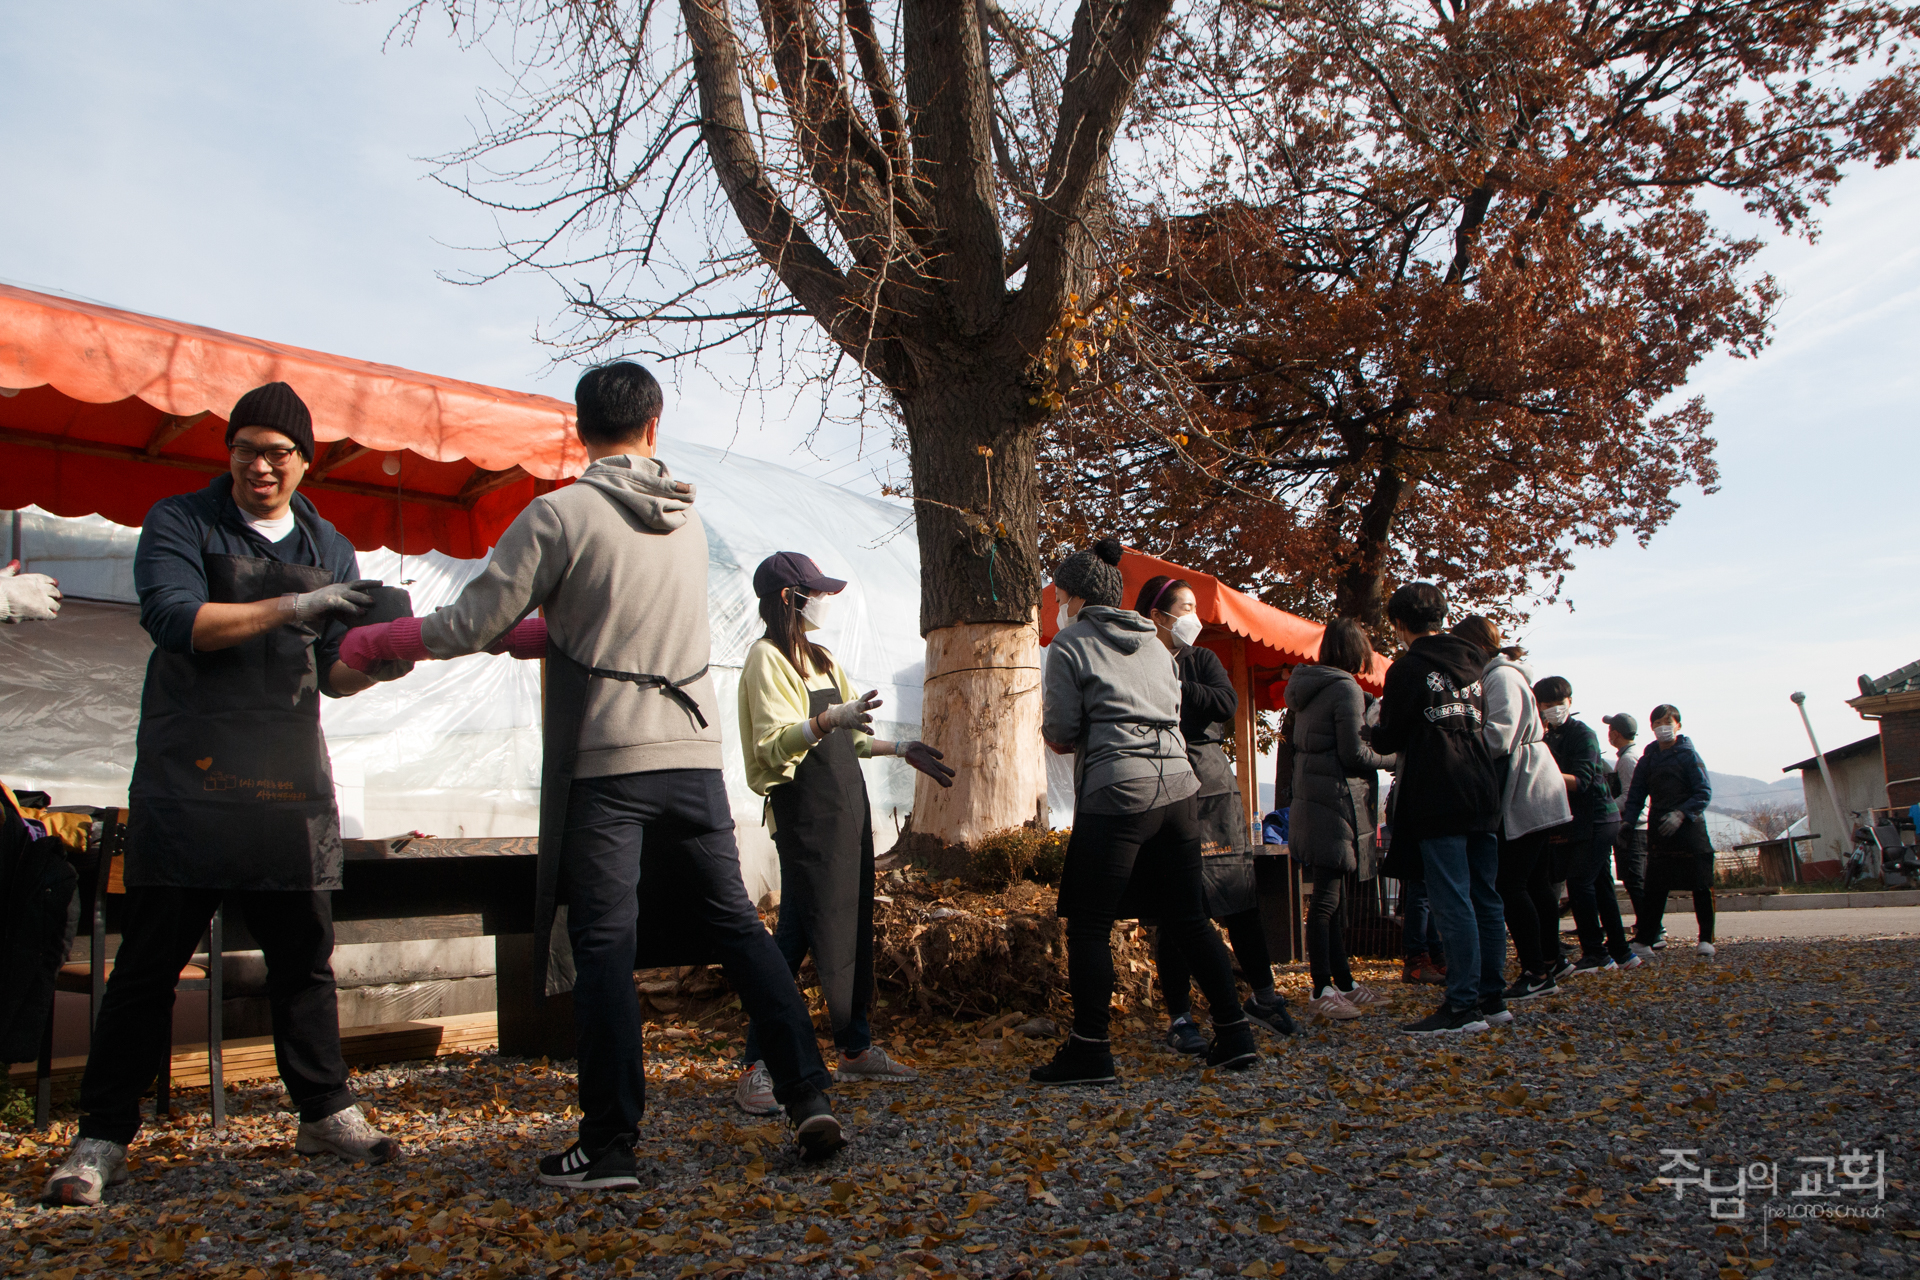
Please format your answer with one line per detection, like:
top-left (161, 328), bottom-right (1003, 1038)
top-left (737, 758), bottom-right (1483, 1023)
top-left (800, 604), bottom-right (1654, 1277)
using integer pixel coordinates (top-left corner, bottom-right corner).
top-left (0, 438), bottom-right (924, 899)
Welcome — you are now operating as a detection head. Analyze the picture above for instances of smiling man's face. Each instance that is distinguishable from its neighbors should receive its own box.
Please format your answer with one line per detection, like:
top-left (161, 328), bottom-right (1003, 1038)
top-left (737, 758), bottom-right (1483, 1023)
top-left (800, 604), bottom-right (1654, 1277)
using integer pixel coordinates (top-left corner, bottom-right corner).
top-left (228, 425), bottom-right (309, 520)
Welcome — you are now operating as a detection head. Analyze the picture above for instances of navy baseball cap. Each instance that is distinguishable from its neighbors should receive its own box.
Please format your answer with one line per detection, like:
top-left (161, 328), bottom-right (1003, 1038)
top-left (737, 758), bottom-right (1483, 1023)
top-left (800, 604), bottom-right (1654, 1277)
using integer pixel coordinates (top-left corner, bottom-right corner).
top-left (751, 551), bottom-right (846, 600)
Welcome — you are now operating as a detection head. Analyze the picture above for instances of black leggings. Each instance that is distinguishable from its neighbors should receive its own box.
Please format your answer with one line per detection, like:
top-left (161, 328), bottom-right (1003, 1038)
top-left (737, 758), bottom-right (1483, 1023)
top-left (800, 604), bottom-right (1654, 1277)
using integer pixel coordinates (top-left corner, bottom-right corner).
top-left (1304, 873), bottom-right (1353, 994)
top-left (1638, 857), bottom-right (1716, 945)
top-left (1064, 801), bottom-right (1241, 1040)
top-left (1157, 907), bottom-right (1273, 1018)
top-left (1496, 830), bottom-right (1560, 977)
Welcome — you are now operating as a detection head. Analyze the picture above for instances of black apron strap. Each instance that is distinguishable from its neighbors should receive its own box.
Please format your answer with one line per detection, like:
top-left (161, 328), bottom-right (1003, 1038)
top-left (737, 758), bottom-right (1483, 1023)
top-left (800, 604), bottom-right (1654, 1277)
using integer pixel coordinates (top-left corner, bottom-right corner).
top-left (584, 663), bottom-right (712, 728)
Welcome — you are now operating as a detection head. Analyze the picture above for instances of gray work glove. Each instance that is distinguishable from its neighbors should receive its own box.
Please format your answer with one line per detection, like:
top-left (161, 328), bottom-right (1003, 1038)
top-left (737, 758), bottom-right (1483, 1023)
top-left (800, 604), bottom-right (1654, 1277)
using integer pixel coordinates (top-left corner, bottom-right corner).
top-left (0, 562), bottom-right (61, 622)
top-left (1656, 810), bottom-right (1686, 837)
top-left (818, 689), bottom-right (882, 734)
top-left (281, 579), bottom-right (379, 624)
top-left (900, 740), bottom-right (956, 789)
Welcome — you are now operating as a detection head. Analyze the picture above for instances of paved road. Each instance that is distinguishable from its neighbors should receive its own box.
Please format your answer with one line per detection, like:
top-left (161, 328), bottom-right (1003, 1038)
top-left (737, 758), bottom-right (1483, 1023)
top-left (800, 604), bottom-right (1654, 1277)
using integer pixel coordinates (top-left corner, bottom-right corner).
top-left (1647, 905), bottom-right (1920, 942)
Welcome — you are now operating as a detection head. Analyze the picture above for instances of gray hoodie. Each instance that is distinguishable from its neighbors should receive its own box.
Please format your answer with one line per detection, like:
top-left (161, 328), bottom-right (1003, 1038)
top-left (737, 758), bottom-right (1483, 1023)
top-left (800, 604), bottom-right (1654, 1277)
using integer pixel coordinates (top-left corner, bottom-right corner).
top-left (1480, 652), bottom-right (1572, 840)
top-left (1042, 605), bottom-right (1196, 803)
top-left (419, 454), bottom-right (722, 778)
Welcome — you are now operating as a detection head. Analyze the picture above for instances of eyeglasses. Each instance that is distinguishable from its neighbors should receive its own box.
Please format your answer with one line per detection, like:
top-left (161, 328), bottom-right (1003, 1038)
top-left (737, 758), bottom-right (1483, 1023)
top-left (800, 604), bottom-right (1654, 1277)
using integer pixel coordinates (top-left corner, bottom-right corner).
top-left (230, 444), bottom-right (302, 467)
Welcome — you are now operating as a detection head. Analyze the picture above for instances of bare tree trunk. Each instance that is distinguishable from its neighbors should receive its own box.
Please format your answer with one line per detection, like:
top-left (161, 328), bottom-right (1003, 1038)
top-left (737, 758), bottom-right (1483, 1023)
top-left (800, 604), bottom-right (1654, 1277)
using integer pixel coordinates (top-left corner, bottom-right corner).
top-left (900, 365), bottom-right (1049, 862)
top-left (1331, 445), bottom-right (1404, 626)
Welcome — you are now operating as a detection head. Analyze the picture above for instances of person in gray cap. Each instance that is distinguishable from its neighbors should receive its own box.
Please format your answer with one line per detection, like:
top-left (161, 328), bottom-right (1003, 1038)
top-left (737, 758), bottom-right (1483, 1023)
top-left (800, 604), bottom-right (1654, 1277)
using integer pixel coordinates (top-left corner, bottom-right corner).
top-left (1604, 712), bottom-right (1654, 946)
top-left (1036, 539), bottom-right (1258, 1084)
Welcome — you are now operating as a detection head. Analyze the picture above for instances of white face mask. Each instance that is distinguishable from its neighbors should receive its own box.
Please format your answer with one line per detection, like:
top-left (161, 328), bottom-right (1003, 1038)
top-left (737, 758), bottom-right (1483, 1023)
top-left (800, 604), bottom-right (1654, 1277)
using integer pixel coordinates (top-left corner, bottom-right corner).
top-left (1653, 723), bottom-right (1678, 744)
top-left (799, 591), bottom-right (835, 632)
top-left (1541, 704), bottom-right (1572, 727)
top-left (1169, 613), bottom-right (1203, 647)
top-left (1056, 598), bottom-right (1072, 631)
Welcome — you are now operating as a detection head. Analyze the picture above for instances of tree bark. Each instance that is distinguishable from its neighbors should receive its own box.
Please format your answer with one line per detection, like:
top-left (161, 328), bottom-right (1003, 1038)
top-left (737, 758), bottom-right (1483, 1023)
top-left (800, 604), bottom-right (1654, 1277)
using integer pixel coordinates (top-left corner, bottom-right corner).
top-left (1331, 443), bottom-right (1405, 626)
top-left (899, 364), bottom-right (1049, 859)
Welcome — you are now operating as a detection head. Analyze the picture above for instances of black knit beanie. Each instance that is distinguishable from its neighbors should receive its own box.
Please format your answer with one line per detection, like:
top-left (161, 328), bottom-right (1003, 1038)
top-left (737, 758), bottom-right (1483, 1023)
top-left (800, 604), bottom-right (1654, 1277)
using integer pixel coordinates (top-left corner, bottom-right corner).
top-left (1053, 539), bottom-right (1126, 608)
top-left (226, 382), bottom-right (315, 461)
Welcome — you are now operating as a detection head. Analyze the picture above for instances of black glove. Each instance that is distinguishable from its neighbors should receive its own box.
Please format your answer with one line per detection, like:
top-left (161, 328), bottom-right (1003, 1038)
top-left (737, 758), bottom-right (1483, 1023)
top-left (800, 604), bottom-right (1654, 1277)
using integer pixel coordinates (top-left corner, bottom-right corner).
top-left (900, 740), bottom-right (956, 788)
top-left (284, 579), bottom-right (380, 623)
top-left (367, 659), bottom-right (416, 683)
top-left (1656, 810), bottom-right (1685, 837)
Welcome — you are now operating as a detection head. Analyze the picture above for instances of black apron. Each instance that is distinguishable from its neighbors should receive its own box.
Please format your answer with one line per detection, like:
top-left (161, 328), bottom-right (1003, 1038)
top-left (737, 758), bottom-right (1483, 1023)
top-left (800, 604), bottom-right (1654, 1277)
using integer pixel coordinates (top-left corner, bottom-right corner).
top-left (766, 685), bottom-right (874, 1037)
top-left (531, 645), bottom-right (718, 999)
top-left (127, 520), bottom-right (344, 891)
top-left (1189, 736), bottom-right (1257, 917)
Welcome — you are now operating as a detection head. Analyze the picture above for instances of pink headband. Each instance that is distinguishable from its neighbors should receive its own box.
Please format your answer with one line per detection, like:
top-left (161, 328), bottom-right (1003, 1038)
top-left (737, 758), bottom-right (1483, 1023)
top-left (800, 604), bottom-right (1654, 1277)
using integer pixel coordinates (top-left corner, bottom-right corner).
top-left (1147, 579), bottom-right (1177, 613)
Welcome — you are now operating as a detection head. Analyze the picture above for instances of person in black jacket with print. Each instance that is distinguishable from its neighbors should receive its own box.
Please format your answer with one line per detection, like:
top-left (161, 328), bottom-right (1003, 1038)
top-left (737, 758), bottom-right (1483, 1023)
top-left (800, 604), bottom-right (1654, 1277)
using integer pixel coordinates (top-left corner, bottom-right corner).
top-left (1370, 583), bottom-right (1505, 1036)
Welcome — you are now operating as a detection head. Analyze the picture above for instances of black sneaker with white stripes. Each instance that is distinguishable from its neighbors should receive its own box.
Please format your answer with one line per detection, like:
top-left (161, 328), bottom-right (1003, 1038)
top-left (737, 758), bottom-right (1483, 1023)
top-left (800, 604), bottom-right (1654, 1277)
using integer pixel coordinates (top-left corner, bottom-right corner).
top-left (537, 1135), bottom-right (639, 1190)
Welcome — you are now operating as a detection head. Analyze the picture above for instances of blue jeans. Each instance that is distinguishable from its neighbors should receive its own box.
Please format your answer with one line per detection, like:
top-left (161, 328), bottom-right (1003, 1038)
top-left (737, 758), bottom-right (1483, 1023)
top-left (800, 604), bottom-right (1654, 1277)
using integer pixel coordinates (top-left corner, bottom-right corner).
top-left (1400, 878), bottom-right (1446, 963)
top-left (1420, 833), bottom-right (1506, 1012)
top-left (742, 900), bottom-right (871, 1063)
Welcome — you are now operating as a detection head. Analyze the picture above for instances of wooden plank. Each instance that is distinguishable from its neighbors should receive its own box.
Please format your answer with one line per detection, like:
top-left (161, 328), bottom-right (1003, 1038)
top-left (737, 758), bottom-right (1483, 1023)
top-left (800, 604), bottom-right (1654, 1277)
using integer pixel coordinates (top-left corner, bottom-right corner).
top-left (145, 409), bottom-right (212, 456)
top-left (455, 464), bottom-right (530, 506)
top-left (311, 441), bottom-right (374, 479)
top-left (344, 836), bottom-right (539, 861)
top-left (12, 1013), bottom-right (500, 1092)
top-left (1230, 634), bottom-right (1258, 834)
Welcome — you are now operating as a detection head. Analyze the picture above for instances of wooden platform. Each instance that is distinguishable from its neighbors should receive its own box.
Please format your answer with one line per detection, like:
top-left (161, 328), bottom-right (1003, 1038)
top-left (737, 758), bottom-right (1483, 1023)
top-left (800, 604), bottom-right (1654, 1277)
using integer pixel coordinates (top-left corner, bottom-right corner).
top-left (10, 1012), bottom-right (500, 1092)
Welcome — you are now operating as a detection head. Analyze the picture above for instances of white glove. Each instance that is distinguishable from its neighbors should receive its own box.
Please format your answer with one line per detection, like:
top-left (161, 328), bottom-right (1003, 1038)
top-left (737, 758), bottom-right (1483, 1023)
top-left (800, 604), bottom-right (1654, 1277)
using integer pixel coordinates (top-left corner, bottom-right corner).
top-left (0, 561), bottom-right (61, 622)
top-left (818, 689), bottom-right (882, 734)
top-left (1656, 810), bottom-right (1685, 837)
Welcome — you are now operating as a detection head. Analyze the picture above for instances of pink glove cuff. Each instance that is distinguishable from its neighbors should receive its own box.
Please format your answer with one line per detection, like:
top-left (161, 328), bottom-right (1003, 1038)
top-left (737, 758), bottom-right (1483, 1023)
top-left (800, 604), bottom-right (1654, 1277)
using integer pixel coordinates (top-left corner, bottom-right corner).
top-left (504, 618), bottom-right (548, 660)
top-left (340, 617), bottom-right (431, 672)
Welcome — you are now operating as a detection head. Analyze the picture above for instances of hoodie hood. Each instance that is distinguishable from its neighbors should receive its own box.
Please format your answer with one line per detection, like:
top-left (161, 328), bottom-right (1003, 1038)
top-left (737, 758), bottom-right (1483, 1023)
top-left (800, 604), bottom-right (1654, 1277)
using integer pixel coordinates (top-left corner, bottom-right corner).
top-left (1408, 632), bottom-right (1487, 686)
top-left (1284, 662), bottom-right (1357, 711)
top-left (577, 454), bottom-right (695, 532)
top-left (1483, 651), bottom-right (1535, 684)
top-left (1069, 604), bottom-right (1157, 656)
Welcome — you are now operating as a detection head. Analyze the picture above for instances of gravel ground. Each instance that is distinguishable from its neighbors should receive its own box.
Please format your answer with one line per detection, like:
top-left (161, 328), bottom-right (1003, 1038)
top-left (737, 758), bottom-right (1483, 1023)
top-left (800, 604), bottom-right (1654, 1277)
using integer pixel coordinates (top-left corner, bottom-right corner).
top-left (5, 935), bottom-right (1915, 1279)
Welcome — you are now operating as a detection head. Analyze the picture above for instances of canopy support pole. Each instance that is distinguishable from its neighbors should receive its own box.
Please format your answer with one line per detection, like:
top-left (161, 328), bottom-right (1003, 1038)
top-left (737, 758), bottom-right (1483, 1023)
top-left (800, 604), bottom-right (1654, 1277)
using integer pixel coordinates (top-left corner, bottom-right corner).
top-left (1230, 635), bottom-right (1257, 840)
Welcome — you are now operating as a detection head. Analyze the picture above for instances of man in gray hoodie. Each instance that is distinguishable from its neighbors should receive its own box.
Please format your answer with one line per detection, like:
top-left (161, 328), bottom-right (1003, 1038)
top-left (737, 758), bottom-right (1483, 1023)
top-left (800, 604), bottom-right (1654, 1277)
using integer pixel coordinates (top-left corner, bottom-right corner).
top-left (340, 362), bottom-right (842, 1182)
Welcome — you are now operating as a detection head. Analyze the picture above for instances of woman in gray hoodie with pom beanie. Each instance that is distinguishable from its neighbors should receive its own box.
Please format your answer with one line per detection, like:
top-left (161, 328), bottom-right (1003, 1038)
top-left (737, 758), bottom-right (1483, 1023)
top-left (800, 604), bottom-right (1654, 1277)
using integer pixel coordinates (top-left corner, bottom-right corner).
top-left (1035, 540), bottom-right (1258, 1085)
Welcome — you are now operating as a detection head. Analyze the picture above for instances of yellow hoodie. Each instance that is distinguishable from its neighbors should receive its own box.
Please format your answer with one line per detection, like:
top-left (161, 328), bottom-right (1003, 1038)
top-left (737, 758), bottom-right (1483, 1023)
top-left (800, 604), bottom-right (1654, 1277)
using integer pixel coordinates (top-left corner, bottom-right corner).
top-left (737, 637), bottom-right (873, 797)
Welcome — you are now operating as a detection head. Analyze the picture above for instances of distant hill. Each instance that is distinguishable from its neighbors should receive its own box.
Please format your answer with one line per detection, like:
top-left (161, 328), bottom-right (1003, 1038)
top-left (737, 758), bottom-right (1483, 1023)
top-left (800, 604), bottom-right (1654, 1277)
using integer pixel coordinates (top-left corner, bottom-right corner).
top-left (1706, 771), bottom-right (1805, 816)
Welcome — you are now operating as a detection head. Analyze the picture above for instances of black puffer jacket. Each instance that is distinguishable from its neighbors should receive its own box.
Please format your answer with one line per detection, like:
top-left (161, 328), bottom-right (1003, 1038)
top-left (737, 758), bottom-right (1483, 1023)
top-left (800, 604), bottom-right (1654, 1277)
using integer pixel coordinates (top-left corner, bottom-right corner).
top-left (1285, 665), bottom-right (1396, 876)
top-left (1370, 633), bottom-right (1499, 848)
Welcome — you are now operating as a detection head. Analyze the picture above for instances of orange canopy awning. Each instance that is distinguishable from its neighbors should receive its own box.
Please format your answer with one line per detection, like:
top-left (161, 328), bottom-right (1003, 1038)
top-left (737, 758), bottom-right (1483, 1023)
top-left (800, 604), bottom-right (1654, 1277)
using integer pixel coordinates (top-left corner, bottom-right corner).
top-left (1039, 547), bottom-right (1387, 706)
top-left (0, 282), bottom-right (586, 557)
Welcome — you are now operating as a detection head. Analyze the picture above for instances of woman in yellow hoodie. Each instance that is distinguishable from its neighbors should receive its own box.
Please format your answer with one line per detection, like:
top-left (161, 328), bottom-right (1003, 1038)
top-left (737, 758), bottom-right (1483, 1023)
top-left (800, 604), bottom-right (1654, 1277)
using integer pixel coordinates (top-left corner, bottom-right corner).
top-left (733, 552), bottom-right (955, 1114)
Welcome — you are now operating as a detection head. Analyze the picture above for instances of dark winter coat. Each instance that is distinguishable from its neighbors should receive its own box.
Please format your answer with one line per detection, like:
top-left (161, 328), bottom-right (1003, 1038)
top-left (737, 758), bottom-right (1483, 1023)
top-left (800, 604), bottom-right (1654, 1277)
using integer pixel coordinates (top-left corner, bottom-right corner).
top-left (1623, 734), bottom-right (1714, 857)
top-left (1370, 633), bottom-right (1500, 849)
top-left (1541, 716), bottom-right (1620, 841)
top-left (1285, 664), bottom-right (1396, 877)
top-left (1175, 643), bottom-right (1238, 794)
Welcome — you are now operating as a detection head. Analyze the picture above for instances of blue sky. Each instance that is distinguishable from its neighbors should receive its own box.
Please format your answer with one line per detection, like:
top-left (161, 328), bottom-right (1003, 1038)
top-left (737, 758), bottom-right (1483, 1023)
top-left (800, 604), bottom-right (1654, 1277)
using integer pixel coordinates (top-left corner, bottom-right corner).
top-left (4, 2), bottom-right (1915, 783)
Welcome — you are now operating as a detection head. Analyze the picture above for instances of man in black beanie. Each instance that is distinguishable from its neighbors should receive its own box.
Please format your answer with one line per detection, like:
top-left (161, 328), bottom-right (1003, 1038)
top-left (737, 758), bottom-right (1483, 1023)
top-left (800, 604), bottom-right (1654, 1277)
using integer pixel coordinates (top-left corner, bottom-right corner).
top-left (42, 382), bottom-right (401, 1208)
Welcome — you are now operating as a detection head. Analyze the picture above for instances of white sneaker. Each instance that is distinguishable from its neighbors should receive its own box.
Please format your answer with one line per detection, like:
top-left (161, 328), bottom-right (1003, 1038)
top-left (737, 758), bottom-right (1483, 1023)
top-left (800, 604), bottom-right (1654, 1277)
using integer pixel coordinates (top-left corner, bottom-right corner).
top-left (40, 1137), bottom-right (129, 1207)
top-left (835, 1046), bottom-right (920, 1082)
top-left (1307, 988), bottom-right (1362, 1022)
top-left (1629, 942), bottom-right (1656, 960)
top-left (295, 1104), bottom-right (399, 1163)
top-left (735, 1060), bottom-right (779, 1115)
top-left (1696, 941), bottom-right (1716, 958)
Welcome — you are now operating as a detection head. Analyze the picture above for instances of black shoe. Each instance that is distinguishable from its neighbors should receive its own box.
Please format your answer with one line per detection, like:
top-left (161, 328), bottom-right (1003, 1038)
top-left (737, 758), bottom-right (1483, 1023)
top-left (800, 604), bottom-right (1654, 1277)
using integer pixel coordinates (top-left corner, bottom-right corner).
top-left (785, 1087), bottom-right (848, 1163)
top-left (1650, 932), bottom-right (1669, 951)
top-left (1402, 1004), bottom-right (1490, 1036)
top-left (1547, 957), bottom-right (1575, 982)
top-left (1030, 1035), bottom-right (1117, 1086)
top-left (1480, 994), bottom-right (1513, 1026)
top-left (1503, 972), bottom-right (1555, 1003)
top-left (537, 1136), bottom-right (639, 1190)
top-left (1569, 953), bottom-right (1617, 975)
top-left (1243, 995), bottom-right (1296, 1036)
top-left (1164, 1016), bottom-right (1207, 1055)
top-left (1205, 1020), bottom-right (1260, 1071)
